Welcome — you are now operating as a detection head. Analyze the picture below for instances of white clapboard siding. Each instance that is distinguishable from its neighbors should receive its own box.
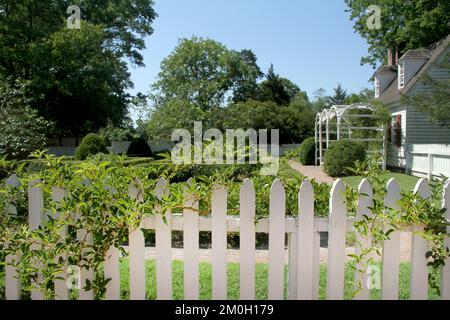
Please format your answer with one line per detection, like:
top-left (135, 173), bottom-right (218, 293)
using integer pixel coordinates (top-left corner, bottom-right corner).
top-left (410, 178), bottom-right (431, 300)
top-left (211, 186), bottom-right (228, 300)
top-left (354, 179), bottom-right (373, 300)
top-left (183, 179), bottom-right (200, 300)
top-left (28, 180), bottom-right (44, 300)
top-left (52, 186), bottom-right (70, 300)
top-left (77, 229), bottom-right (94, 300)
top-left (442, 180), bottom-right (450, 299)
top-left (297, 180), bottom-right (315, 300)
top-left (327, 179), bottom-right (347, 300)
top-left (240, 179), bottom-right (256, 300)
top-left (5, 174), bottom-right (21, 300)
top-left (128, 179), bottom-right (146, 300)
top-left (155, 177), bottom-right (172, 300)
top-left (382, 178), bottom-right (402, 300)
top-left (268, 179), bottom-right (286, 300)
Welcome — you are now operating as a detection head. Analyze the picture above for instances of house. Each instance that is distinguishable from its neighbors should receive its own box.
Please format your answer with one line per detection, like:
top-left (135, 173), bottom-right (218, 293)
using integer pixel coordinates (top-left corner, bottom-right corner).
top-left (374, 35), bottom-right (450, 179)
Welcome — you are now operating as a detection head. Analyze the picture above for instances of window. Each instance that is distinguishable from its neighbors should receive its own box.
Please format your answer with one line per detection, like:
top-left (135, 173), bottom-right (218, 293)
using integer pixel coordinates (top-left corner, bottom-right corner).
top-left (391, 115), bottom-right (402, 147)
top-left (398, 62), bottom-right (405, 88)
top-left (374, 77), bottom-right (380, 98)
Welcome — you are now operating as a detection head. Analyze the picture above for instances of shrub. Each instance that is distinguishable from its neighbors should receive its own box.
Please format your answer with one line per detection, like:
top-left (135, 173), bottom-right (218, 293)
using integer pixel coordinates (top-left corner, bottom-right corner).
top-left (127, 137), bottom-right (153, 157)
top-left (323, 140), bottom-right (366, 177)
top-left (75, 133), bottom-right (108, 160)
top-left (298, 137), bottom-right (316, 165)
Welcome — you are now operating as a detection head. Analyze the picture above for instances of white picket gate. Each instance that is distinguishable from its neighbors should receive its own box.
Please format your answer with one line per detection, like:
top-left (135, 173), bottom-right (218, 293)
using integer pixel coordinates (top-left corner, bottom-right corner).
top-left (3, 175), bottom-right (450, 300)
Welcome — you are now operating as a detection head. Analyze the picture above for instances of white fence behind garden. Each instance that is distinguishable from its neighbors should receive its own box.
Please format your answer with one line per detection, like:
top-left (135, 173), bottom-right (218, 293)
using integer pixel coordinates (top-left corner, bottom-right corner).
top-left (4, 175), bottom-right (450, 300)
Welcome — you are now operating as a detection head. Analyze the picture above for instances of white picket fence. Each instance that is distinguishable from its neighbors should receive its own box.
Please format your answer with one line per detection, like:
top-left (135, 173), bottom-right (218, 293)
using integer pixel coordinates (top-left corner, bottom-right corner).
top-left (3, 175), bottom-right (450, 300)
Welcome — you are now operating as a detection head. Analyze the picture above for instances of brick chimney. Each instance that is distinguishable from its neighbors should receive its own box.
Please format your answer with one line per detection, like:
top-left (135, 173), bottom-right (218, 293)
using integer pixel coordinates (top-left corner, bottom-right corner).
top-left (387, 48), bottom-right (399, 66)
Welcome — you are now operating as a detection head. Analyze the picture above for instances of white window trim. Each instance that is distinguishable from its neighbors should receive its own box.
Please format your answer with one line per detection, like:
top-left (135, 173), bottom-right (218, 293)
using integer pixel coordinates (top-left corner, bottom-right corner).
top-left (374, 77), bottom-right (380, 98)
top-left (398, 62), bottom-right (405, 88)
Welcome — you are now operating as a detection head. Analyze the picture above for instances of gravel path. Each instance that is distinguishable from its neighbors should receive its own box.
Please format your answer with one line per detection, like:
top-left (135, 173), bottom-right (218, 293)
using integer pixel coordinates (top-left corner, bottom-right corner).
top-left (124, 232), bottom-right (412, 263)
top-left (288, 160), bottom-right (336, 185)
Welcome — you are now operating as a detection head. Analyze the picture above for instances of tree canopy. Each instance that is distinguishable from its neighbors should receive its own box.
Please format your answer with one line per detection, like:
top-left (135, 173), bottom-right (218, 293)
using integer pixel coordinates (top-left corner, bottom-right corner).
top-left (0, 0), bottom-right (157, 136)
top-left (345, 0), bottom-right (450, 67)
top-left (152, 37), bottom-right (262, 110)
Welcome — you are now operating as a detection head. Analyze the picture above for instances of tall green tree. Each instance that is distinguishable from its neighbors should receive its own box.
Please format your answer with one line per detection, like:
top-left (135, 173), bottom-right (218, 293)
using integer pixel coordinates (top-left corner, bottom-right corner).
top-left (0, 0), bottom-right (157, 135)
top-left (152, 37), bottom-right (262, 110)
top-left (327, 83), bottom-right (348, 106)
top-left (345, 0), bottom-right (450, 67)
top-left (257, 64), bottom-right (291, 106)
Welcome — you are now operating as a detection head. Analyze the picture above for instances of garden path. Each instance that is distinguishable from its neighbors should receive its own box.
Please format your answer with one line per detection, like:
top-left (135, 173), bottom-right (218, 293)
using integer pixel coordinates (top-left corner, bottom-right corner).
top-left (288, 160), bottom-right (336, 185)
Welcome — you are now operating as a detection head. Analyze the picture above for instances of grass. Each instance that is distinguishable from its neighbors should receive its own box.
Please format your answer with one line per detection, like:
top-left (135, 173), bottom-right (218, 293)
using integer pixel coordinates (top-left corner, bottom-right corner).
top-left (0, 259), bottom-right (441, 300)
top-left (342, 172), bottom-right (420, 193)
top-left (116, 259), bottom-right (440, 300)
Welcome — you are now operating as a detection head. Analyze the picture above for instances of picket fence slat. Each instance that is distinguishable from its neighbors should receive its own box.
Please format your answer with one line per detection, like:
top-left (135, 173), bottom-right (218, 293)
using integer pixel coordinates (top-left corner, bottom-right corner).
top-left (354, 179), bottom-right (373, 300)
top-left (104, 247), bottom-right (121, 300)
top-left (155, 177), bottom-right (172, 300)
top-left (183, 180), bottom-right (200, 300)
top-left (211, 187), bottom-right (228, 300)
top-left (287, 232), bottom-right (298, 300)
top-left (6, 175), bottom-right (450, 301)
top-left (382, 178), bottom-right (401, 300)
top-left (28, 180), bottom-right (44, 300)
top-left (442, 180), bottom-right (450, 300)
top-left (52, 187), bottom-right (70, 300)
top-left (327, 179), bottom-right (347, 300)
top-left (297, 180), bottom-right (314, 300)
top-left (268, 179), bottom-right (286, 300)
top-left (240, 179), bottom-right (256, 300)
top-left (5, 175), bottom-right (21, 300)
top-left (410, 179), bottom-right (431, 300)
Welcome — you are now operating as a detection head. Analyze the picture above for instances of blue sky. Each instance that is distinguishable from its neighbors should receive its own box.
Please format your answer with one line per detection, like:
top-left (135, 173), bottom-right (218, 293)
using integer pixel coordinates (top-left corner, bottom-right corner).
top-left (129, 0), bottom-right (376, 101)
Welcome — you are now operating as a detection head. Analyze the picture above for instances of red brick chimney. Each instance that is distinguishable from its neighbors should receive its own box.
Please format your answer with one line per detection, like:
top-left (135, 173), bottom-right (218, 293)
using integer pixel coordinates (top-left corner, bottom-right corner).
top-left (388, 48), bottom-right (399, 66)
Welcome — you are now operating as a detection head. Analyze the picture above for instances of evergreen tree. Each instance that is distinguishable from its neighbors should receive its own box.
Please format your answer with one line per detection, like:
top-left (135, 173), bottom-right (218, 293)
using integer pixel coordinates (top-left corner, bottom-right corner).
top-left (327, 83), bottom-right (348, 106)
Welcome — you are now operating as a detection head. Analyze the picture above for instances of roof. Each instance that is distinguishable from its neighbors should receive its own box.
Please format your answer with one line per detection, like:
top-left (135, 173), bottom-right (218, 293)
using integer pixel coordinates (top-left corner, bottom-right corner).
top-left (377, 34), bottom-right (450, 105)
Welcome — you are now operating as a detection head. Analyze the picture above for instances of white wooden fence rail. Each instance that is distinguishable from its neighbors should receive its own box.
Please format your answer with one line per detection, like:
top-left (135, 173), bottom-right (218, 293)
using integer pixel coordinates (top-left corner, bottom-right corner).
top-left (3, 177), bottom-right (450, 300)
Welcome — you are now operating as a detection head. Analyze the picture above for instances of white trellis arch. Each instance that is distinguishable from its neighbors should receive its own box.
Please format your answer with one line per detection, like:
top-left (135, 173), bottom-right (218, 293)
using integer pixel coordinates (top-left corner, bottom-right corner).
top-left (315, 104), bottom-right (387, 169)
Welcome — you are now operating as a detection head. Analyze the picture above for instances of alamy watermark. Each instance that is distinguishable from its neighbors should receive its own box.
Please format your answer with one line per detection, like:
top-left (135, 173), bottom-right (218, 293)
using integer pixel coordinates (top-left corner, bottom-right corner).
top-left (367, 5), bottom-right (381, 30)
top-left (171, 121), bottom-right (280, 176)
top-left (67, 5), bottom-right (81, 29)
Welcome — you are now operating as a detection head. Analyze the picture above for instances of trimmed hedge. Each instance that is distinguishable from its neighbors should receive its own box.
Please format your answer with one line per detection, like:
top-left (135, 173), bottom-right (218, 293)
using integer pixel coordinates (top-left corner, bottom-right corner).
top-left (323, 140), bottom-right (366, 177)
top-left (298, 137), bottom-right (315, 165)
top-left (75, 133), bottom-right (108, 160)
top-left (127, 137), bottom-right (153, 157)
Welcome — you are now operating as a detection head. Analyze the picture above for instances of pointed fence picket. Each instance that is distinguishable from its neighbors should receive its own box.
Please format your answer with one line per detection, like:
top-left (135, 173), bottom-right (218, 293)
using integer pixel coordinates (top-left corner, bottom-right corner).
top-left (154, 177), bottom-right (172, 300)
top-left (327, 179), bottom-right (347, 300)
top-left (4, 175), bottom-right (450, 301)
top-left (5, 174), bottom-right (21, 300)
top-left (211, 186), bottom-right (228, 300)
top-left (239, 179), bottom-right (256, 300)
top-left (442, 180), bottom-right (450, 300)
top-left (354, 179), bottom-right (373, 300)
top-left (381, 178), bottom-right (402, 300)
top-left (410, 179), bottom-right (431, 300)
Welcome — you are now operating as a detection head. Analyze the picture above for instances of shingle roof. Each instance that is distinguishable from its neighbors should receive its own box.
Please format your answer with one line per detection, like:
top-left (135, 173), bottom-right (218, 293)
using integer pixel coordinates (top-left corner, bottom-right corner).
top-left (377, 34), bottom-right (450, 105)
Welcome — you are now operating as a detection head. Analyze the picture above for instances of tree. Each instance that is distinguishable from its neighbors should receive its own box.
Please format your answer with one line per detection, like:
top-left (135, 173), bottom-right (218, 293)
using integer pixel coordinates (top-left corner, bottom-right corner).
top-left (311, 88), bottom-right (329, 113)
top-left (29, 23), bottom-right (132, 136)
top-left (231, 50), bottom-right (264, 103)
top-left (257, 65), bottom-right (291, 106)
top-left (0, 0), bottom-right (157, 135)
top-left (345, 88), bottom-right (374, 104)
top-left (403, 52), bottom-right (450, 127)
top-left (0, 79), bottom-right (51, 159)
top-left (327, 83), bottom-right (348, 106)
top-left (345, 0), bottom-right (450, 67)
top-left (152, 37), bottom-right (262, 110)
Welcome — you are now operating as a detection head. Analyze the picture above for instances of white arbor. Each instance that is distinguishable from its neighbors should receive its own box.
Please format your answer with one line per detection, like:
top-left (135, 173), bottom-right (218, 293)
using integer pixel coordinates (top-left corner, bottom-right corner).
top-left (315, 104), bottom-right (386, 168)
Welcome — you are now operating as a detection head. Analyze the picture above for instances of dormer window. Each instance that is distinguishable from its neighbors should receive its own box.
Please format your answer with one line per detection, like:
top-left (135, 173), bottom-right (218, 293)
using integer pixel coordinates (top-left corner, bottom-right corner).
top-left (374, 77), bottom-right (380, 98)
top-left (398, 62), bottom-right (405, 88)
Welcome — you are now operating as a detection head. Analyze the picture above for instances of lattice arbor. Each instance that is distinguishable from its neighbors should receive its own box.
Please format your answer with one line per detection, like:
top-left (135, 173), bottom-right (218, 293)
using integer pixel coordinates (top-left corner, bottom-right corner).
top-left (315, 104), bottom-right (386, 168)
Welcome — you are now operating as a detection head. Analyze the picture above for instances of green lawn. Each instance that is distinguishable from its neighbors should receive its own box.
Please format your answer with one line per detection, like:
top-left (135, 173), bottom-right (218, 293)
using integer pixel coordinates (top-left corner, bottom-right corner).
top-left (342, 172), bottom-right (420, 193)
top-left (116, 259), bottom-right (439, 300)
top-left (0, 259), bottom-right (440, 300)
